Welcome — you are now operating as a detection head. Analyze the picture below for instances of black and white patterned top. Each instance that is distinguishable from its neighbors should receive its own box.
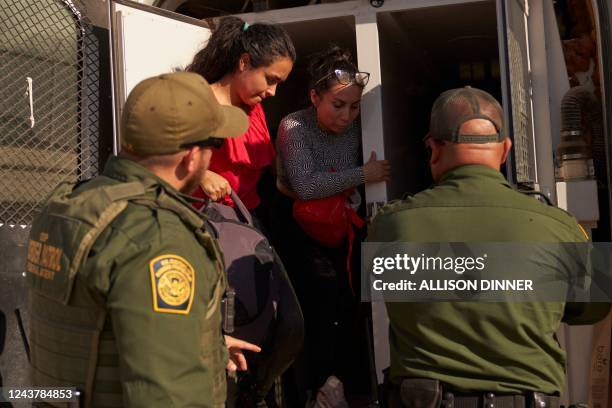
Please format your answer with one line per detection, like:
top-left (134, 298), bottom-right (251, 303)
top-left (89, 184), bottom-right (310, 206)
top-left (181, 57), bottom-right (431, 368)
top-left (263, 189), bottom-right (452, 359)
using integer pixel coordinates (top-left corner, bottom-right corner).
top-left (276, 107), bottom-right (364, 200)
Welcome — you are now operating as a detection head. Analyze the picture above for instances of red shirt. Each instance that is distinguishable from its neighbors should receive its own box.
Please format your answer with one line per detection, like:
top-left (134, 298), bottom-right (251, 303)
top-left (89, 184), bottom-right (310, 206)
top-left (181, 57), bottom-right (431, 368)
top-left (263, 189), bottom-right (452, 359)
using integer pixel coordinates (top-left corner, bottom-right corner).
top-left (192, 103), bottom-right (275, 209)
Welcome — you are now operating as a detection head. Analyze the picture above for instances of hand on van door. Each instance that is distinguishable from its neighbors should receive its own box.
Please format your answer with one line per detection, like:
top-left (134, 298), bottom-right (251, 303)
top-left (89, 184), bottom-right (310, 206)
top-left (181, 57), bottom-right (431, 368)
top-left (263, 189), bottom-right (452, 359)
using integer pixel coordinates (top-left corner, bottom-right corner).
top-left (363, 151), bottom-right (391, 184)
top-left (201, 170), bottom-right (232, 201)
top-left (224, 335), bottom-right (261, 372)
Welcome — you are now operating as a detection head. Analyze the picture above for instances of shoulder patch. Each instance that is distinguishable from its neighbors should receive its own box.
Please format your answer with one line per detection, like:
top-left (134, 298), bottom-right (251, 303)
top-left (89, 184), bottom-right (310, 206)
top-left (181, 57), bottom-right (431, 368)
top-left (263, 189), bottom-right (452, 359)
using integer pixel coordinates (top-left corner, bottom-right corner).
top-left (150, 255), bottom-right (195, 314)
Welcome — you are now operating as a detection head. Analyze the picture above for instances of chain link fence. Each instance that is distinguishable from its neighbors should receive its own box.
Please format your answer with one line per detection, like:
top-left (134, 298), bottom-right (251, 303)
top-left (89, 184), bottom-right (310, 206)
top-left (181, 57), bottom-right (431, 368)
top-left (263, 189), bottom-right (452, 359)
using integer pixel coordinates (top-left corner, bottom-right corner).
top-left (0, 0), bottom-right (100, 226)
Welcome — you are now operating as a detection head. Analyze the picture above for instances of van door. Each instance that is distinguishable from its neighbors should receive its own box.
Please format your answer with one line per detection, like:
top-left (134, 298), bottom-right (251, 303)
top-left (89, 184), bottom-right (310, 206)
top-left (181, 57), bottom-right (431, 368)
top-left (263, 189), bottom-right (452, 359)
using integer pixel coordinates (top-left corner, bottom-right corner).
top-left (109, 0), bottom-right (211, 153)
top-left (497, 0), bottom-right (537, 187)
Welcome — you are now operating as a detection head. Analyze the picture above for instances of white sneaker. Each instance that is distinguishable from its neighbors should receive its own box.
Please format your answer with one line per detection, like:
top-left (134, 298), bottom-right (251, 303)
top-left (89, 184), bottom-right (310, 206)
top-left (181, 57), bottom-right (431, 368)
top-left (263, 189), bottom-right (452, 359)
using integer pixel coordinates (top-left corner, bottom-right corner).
top-left (313, 376), bottom-right (350, 408)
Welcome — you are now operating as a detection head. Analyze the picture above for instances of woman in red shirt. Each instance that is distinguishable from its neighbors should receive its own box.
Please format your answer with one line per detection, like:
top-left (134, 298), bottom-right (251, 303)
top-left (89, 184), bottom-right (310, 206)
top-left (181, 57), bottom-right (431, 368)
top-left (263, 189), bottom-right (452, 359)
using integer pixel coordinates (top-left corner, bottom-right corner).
top-left (188, 16), bottom-right (295, 213)
top-left (187, 16), bottom-right (300, 408)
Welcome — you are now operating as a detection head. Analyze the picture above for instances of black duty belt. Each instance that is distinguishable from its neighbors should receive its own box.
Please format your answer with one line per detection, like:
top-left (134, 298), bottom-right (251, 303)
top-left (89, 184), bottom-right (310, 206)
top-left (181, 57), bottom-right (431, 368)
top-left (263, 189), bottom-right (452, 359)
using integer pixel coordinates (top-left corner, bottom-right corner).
top-left (391, 378), bottom-right (560, 408)
top-left (438, 391), bottom-right (559, 408)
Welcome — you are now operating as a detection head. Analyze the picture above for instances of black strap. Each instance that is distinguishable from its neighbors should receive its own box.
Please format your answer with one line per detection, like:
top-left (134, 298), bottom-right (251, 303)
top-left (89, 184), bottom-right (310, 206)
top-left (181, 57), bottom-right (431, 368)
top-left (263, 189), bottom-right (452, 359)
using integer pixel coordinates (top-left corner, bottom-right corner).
top-left (452, 114), bottom-right (504, 143)
top-left (14, 309), bottom-right (30, 362)
top-left (455, 134), bottom-right (502, 144)
top-left (0, 310), bottom-right (5, 356)
top-left (390, 378), bottom-right (559, 408)
top-left (441, 392), bottom-right (558, 408)
top-left (518, 189), bottom-right (553, 206)
top-left (450, 394), bottom-right (522, 408)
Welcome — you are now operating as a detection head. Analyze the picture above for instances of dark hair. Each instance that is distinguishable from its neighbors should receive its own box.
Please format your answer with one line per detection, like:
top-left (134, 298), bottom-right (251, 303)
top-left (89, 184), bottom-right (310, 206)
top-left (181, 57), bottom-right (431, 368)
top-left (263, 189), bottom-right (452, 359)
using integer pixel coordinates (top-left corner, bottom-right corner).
top-left (187, 17), bottom-right (296, 83)
top-left (308, 45), bottom-right (358, 93)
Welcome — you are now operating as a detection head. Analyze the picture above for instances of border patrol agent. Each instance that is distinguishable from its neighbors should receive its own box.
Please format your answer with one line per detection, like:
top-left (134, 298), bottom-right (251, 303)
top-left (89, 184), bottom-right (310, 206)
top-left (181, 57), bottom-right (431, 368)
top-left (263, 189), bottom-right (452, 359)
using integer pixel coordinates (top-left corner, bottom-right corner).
top-left (368, 87), bottom-right (610, 408)
top-left (26, 72), bottom-right (254, 407)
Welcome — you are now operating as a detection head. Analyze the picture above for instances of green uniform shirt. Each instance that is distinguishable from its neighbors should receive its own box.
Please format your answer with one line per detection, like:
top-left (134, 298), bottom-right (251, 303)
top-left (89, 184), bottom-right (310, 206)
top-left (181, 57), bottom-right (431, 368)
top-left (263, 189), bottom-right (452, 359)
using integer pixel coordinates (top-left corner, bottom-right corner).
top-left (367, 164), bottom-right (592, 394)
top-left (29, 156), bottom-right (227, 407)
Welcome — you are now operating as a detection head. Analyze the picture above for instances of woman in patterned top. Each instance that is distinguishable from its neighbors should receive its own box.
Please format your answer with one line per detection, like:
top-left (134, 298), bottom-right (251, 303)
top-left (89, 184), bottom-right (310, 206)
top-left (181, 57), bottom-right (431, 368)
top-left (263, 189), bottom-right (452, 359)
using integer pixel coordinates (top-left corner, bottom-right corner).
top-left (276, 51), bottom-right (390, 200)
top-left (273, 46), bottom-right (390, 406)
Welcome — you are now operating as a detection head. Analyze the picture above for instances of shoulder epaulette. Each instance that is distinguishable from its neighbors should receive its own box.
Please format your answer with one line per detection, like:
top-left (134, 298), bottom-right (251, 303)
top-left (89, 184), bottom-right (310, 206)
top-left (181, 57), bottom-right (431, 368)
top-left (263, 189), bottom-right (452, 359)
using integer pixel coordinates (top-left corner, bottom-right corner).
top-left (376, 194), bottom-right (417, 216)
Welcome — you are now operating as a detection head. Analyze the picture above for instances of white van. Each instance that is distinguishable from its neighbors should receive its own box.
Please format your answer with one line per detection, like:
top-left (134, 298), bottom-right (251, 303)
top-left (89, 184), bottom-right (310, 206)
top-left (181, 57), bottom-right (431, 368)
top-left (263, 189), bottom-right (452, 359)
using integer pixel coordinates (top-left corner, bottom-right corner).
top-left (0, 0), bottom-right (610, 406)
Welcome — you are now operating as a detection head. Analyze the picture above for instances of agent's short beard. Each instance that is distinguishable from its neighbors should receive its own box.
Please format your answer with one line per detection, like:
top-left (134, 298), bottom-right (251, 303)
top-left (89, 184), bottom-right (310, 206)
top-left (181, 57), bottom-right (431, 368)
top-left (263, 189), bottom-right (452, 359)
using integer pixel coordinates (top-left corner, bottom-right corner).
top-left (180, 165), bottom-right (207, 195)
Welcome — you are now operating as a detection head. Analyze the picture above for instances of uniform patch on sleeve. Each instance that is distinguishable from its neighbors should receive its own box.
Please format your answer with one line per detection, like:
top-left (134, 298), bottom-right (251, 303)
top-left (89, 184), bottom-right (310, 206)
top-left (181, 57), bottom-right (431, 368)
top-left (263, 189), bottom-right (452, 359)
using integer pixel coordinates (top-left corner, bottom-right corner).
top-left (150, 255), bottom-right (195, 314)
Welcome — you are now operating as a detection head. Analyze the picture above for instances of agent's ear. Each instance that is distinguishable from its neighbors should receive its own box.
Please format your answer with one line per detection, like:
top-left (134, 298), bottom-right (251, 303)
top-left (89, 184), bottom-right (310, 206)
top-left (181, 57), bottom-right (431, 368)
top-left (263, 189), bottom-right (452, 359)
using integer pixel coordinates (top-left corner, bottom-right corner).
top-left (310, 89), bottom-right (320, 108)
top-left (238, 53), bottom-right (251, 72)
top-left (429, 139), bottom-right (443, 166)
top-left (181, 146), bottom-right (199, 173)
top-left (500, 137), bottom-right (512, 164)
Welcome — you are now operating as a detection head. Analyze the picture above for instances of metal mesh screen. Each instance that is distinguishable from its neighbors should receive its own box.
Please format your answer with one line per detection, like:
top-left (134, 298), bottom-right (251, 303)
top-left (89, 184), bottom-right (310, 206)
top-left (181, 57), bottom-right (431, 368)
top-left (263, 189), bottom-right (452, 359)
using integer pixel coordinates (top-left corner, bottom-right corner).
top-left (505, 0), bottom-right (535, 185)
top-left (0, 0), bottom-right (100, 226)
top-left (507, 29), bottom-right (534, 184)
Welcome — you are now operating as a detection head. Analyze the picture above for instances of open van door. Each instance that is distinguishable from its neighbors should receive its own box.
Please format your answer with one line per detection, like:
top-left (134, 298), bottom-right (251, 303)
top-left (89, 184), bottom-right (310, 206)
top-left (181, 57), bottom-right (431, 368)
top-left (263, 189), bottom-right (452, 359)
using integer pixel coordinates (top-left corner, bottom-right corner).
top-left (497, 0), bottom-right (537, 187)
top-left (109, 0), bottom-right (211, 154)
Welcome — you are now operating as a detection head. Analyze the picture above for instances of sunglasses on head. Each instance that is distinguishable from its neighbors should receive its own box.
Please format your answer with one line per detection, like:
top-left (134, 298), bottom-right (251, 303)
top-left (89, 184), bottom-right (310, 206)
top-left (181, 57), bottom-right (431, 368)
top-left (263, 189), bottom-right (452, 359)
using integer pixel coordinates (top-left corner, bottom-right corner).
top-left (314, 69), bottom-right (370, 88)
top-left (181, 137), bottom-right (225, 150)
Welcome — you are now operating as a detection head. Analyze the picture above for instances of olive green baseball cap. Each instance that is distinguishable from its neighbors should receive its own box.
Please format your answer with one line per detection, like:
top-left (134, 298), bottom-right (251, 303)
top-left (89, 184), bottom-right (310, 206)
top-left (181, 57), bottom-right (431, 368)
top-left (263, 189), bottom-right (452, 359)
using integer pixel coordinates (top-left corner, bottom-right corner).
top-left (426, 86), bottom-right (506, 144)
top-left (121, 72), bottom-right (248, 155)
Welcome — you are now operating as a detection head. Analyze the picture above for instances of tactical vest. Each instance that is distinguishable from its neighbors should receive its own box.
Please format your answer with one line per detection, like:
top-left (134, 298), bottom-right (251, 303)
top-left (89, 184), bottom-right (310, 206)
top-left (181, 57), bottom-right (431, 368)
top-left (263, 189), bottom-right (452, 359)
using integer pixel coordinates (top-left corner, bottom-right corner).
top-left (27, 177), bottom-right (227, 408)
